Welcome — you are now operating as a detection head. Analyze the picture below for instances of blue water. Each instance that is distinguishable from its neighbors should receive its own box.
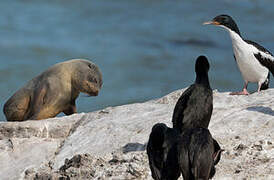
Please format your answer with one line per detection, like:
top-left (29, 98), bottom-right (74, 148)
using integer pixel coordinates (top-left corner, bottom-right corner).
top-left (1, 0), bottom-right (274, 121)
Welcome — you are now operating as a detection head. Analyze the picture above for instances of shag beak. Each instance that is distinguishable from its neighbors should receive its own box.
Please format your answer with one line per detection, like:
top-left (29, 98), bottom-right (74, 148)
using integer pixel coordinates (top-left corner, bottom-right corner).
top-left (203, 21), bottom-right (220, 25)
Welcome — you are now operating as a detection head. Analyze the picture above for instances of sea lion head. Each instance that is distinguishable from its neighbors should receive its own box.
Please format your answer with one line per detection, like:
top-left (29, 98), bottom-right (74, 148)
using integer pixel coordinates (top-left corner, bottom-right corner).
top-left (72, 60), bottom-right (103, 96)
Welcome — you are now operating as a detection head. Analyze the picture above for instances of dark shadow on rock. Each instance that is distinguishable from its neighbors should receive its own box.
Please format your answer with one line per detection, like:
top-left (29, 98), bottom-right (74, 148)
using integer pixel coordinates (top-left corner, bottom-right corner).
top-left (246, 106), bottom-right (274, 116)
top-left (122, 143), bottom-right (146, 153)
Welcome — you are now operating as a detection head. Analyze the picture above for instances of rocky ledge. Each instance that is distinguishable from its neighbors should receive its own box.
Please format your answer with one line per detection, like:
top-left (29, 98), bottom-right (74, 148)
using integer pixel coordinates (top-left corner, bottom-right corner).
top-left (0, 89), bottom-right (274, 180)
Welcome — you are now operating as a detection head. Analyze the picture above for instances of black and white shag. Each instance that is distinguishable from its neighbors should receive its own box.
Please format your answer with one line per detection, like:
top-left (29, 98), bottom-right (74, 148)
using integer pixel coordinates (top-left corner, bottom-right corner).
top-left (204, 14), bottom-right (274, 95)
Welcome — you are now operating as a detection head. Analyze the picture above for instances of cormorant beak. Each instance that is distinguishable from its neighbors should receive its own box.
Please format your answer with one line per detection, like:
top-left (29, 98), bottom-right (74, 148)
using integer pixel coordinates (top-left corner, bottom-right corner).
top-left (203, 21), bottom-right (220, 26)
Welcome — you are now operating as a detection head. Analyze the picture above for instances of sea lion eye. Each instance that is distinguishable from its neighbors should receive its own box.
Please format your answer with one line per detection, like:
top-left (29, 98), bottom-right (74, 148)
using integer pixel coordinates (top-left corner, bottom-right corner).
top-left (89, 76), bottom-right (97, 84)
top-left (94, 78), bottom-right (98, 84)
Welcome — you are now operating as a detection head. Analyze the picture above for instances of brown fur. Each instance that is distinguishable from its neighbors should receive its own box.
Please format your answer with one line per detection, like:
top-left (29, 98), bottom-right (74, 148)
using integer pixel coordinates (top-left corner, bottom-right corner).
top-left (3, 59), bottom-right (103, 121)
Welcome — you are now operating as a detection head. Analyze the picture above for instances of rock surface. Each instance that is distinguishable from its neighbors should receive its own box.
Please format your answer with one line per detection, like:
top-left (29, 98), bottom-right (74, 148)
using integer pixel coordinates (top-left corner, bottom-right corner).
top-left (0, 88), bottom-right (274, 180)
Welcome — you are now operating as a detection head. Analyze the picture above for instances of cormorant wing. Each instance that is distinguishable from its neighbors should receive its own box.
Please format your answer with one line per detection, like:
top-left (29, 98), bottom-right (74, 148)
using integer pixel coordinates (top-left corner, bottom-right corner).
top-left (147, 123), bottom-right (166, 180)
top-left (172, 85), bottom-right (195, 130)
top-left (245, 40), bottom-right (274, 76)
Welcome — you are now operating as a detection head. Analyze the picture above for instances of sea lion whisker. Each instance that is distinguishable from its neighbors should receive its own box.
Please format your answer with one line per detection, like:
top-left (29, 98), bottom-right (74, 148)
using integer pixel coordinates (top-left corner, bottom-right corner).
top-left (81, 94), bottom-right (92, 97)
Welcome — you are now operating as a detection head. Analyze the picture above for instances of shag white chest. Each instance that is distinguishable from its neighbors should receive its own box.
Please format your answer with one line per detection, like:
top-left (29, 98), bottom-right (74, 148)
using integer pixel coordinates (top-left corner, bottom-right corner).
top-left (229, 30), bottom-right (269, 84)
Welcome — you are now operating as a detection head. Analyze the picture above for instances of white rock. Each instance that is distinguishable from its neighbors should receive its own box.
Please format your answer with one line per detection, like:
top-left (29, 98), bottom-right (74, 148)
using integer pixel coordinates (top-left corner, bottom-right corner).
top-left (0, 88), bottom-right (273, 180)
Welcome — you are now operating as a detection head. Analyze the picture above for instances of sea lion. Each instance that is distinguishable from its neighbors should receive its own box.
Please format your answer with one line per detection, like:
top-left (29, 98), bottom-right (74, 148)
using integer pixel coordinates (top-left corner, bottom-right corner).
top-left (3, 59), bottom-right (102, 121)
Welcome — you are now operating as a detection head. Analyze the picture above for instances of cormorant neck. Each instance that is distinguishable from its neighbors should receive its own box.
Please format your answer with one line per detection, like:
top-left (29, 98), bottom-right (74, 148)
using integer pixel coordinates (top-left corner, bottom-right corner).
top-left (231, 26), bottom-right (241, 37)
top-left (222, 25), bottom-right (242, 38)
top-left (227, 28), bottom-right (246, 50)
top-left (195, 72), bottom-right (211, 88)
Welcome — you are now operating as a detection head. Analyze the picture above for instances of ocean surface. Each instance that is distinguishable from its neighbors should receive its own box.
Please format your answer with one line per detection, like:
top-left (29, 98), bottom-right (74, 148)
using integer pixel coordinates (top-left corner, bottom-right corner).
top-left (1, 0), bottom-right (274, 121)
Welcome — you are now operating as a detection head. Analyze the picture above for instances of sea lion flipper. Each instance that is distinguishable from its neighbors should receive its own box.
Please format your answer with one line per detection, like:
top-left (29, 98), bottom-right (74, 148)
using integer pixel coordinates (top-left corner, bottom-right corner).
top-left (28, 84), bottom-right (48, 120)
top-left (33, 84), bottom-right (48, 106)
top-left (63, 101), bottom-right (77, 115)
top-left (29, 84), bottom-right (60, 120)
top-left (4, 89), bottom-right (31, 121)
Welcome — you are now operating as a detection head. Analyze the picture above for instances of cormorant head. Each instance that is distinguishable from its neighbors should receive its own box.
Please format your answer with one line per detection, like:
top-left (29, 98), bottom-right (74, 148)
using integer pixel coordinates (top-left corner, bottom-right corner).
top-left (150, 123), bottom-right (167, 149)
top-left (195, 55), bottom-right (210, 75)
top-left (203, 14), bottom-right (241, 36)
